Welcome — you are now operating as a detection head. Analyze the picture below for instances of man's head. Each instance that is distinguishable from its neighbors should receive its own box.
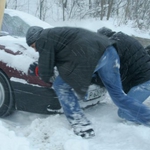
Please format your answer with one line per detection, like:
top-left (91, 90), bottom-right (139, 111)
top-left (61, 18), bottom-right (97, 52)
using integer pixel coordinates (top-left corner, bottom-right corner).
top-left (26, 26), bottom-right (43, 50)
top-left (97, 27), bottom-right (116, 37)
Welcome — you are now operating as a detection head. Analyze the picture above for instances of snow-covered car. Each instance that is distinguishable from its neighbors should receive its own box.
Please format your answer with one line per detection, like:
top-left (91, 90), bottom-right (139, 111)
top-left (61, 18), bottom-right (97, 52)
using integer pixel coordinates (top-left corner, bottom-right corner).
top-left (0, 9), bottom-right (106, 117)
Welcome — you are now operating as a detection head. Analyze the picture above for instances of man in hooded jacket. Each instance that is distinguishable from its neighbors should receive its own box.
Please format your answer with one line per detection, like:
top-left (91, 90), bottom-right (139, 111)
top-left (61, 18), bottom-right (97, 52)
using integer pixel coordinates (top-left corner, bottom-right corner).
top-left (26, 26), bottom-right (150, 138)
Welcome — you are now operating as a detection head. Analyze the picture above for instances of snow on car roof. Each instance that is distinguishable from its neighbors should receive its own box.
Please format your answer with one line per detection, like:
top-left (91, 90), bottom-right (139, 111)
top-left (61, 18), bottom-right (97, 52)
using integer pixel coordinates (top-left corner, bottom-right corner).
top-left (4, 9), bottom-right (52, 28)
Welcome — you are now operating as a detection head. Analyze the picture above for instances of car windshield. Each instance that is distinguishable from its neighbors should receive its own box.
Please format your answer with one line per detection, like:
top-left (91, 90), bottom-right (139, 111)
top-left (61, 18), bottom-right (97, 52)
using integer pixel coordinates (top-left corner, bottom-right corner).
top-left (1, 13), bottom-right (30, 37)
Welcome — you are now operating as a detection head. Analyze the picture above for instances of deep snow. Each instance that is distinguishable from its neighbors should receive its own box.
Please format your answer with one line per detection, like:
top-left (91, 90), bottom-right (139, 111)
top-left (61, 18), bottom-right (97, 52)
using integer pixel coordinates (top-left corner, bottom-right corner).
top-left (1, 95), bottom-right (150, 150)
top-left (0, 9), bottom-right (150, 150)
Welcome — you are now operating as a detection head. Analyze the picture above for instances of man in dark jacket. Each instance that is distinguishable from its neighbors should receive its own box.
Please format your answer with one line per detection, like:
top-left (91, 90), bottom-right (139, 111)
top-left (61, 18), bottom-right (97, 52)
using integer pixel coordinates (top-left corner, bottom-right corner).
top-left (97, 27), bottom-right (150, 124)
top-left (26, 26), bottom-right (150, 138)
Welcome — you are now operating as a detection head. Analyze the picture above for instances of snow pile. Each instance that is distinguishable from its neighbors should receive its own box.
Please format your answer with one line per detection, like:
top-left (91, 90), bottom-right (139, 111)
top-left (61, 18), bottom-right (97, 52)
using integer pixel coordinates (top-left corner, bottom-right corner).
top-left (2, 97), bottom-right (150, 150)
top-left (0, 121), bottom-right (33, 150)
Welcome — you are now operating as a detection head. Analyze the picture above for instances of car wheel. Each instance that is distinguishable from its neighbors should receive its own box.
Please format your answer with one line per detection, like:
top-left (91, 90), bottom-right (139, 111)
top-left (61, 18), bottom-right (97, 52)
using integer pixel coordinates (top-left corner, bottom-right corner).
top-left (0, 71), bottom-right (15, 117)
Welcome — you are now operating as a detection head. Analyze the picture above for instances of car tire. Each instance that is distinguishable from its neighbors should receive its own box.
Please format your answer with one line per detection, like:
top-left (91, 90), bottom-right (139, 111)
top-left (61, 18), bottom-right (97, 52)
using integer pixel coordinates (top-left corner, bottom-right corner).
top-left (0, 71), bottom-right (15, 117)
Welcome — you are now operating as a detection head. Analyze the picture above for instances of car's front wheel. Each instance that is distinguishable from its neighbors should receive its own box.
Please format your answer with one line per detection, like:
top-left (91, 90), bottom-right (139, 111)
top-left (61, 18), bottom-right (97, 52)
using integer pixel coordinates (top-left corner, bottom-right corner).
top-left (0, 71), bottom-right (15, 117)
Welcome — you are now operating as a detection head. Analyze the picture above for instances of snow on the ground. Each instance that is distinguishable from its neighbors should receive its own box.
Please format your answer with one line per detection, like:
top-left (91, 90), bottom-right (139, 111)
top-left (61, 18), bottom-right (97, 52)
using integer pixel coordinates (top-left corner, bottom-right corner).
top-left (1, 95), bottom-right (150, 150)
top-left (0, 10), bottom-right (150, 150)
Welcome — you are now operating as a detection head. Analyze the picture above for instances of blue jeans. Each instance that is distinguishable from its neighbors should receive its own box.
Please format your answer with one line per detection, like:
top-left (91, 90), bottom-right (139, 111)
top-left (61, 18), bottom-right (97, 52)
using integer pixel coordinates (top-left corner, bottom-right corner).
top-left (96, 46), bottom-right (150, 125)
top-left (53, 76), bottom-right (91, 127)
top-left (118, 80), bottom-right (150, 122)
top-left (53, 46), bottom-right (150, 126)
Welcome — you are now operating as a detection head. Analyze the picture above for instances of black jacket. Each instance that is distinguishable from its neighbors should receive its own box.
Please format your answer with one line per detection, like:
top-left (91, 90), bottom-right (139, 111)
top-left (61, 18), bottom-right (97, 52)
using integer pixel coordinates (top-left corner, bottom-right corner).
top-left (145, 45), bottom-right (150, 55)
top-left (111, 32), bottom-right (150, 93)
top-left (35, 27), bottom-right (114, 97)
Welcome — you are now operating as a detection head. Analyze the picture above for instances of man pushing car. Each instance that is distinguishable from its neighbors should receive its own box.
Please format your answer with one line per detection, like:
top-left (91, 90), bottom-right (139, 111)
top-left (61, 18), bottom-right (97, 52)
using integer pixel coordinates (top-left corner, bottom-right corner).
top-left (26, 26), bottom-right (150, 138)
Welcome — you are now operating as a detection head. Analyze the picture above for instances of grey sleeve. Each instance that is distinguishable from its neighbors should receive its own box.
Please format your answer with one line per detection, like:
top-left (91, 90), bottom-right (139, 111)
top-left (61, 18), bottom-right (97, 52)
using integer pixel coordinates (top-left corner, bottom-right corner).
top-left (37, 39), bottom-right (55, 83)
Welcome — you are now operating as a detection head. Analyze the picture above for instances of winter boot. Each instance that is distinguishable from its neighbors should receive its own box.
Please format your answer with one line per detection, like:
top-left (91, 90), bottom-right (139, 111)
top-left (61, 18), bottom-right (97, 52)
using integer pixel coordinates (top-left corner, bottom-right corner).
top-left (73, 124), bottom-right (95, 138)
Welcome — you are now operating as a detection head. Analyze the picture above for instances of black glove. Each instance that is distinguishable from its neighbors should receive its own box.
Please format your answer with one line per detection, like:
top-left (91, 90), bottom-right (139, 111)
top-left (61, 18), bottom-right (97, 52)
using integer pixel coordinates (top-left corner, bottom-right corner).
top-left (28, 62), bottom-right (39, 76)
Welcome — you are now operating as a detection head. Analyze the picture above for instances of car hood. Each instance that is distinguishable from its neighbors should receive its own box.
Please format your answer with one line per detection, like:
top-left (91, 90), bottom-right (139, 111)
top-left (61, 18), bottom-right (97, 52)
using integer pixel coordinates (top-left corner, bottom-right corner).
top-left (0, 35), bottom-right (38, 74)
